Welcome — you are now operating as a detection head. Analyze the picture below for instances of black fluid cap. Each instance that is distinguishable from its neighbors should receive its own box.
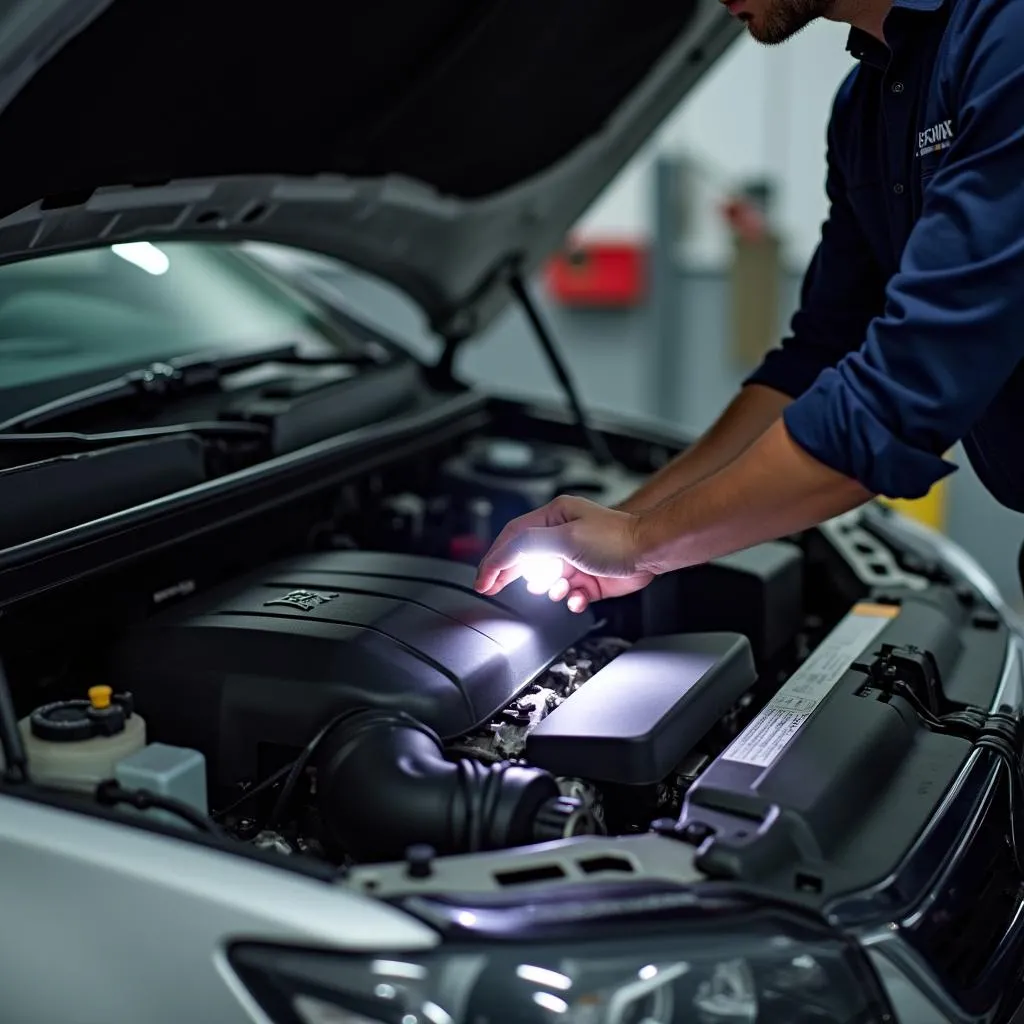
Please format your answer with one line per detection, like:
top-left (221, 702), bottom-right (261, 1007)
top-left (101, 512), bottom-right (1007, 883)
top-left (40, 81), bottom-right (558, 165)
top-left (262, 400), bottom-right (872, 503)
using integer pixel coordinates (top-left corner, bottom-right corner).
top-left (406, 844), bottom-right (436, 879)
top-left (682, 821), bottom-right (716, 845)
top-left (30, 697), bottom-right (128, 742)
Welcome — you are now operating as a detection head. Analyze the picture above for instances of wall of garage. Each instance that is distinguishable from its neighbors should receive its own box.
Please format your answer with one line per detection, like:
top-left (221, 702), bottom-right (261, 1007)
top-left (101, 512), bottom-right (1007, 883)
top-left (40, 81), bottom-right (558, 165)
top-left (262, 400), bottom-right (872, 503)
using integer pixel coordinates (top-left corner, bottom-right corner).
top-left (576, 22), bottom-right (856, 269)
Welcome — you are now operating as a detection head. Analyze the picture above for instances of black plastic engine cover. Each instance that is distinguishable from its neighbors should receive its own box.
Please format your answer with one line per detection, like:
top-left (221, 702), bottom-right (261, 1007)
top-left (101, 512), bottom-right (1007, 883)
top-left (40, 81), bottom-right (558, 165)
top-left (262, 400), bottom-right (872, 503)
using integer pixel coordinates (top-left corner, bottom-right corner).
top-left (666, 542), bottom-right (803, 665)
top-left (676, 590), bottom-right (1007, 908)
top-left (526, 633), bottom-right (756, 785)
top-left (106, 551), bottom-right (594, 792)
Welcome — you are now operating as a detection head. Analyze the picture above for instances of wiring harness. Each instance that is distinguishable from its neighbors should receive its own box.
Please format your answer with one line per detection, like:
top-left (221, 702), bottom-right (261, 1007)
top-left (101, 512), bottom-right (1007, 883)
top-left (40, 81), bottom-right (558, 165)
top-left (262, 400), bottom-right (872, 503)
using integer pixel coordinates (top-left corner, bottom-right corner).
top-left (96, 779), bottom-right (224, 836)
top-left (869, 643), bottom-right (1024, 875)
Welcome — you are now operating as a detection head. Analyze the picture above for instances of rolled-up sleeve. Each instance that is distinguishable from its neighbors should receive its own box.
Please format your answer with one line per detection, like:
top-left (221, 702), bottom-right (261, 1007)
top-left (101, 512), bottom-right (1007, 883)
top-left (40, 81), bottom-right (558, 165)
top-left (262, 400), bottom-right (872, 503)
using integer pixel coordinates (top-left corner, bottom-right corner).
top-left (747, 78), bottom-right (889, 399)
top-left (783, 4), bottom-right (1024, 499)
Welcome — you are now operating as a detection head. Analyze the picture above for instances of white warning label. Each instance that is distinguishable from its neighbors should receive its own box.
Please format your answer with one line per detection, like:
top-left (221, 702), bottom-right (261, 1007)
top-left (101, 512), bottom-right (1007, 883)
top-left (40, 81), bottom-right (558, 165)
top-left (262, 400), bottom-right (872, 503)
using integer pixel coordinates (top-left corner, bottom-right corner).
top-left (720, 603), bottom-right (899, 769)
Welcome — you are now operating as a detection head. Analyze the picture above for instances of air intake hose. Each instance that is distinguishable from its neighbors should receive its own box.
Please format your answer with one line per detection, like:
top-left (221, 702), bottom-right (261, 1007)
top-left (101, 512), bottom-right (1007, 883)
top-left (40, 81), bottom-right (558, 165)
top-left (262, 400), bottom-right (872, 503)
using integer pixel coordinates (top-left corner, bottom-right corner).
top-left (316, 709), bottom-right (589, 862)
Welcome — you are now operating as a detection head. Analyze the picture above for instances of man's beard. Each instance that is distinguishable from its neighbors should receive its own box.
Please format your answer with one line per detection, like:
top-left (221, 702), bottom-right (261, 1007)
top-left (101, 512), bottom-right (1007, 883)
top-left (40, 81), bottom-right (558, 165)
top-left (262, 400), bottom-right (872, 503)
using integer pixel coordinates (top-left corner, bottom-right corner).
top-left (743, 0), bottom-right (831, 43)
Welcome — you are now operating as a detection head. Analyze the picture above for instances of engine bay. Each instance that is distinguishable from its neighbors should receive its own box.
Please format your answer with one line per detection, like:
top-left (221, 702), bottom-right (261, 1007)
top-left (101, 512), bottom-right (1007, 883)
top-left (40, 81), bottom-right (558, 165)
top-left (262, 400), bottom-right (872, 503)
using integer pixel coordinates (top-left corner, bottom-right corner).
top-left (107, 547), bottom-right (769, 862)
top-left (0, 424), bottom-right (1015, 950)
top-left (88, 430), bottom-right (822, 869)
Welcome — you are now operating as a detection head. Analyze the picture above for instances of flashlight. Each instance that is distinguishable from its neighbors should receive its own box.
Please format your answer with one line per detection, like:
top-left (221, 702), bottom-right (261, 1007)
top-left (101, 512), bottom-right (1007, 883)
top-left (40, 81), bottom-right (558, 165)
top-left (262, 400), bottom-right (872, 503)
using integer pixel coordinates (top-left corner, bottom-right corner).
top-left (518, 553), bottom-right (565, 594)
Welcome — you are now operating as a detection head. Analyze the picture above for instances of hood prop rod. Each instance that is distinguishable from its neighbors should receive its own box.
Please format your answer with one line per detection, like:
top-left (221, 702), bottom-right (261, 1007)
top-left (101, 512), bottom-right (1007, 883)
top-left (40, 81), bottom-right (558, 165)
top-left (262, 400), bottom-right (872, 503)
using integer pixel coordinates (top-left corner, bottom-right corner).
top-left (0, 657), bottom-right (27, 784)
top-left (510, 275), bottom-right (613, 468)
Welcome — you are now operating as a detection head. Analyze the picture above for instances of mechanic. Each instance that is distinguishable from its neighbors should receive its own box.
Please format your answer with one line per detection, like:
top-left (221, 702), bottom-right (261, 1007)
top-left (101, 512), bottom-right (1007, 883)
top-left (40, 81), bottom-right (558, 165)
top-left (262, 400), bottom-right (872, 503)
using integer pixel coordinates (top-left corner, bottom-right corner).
top-left (474, 0), bottom-right (1024, 613)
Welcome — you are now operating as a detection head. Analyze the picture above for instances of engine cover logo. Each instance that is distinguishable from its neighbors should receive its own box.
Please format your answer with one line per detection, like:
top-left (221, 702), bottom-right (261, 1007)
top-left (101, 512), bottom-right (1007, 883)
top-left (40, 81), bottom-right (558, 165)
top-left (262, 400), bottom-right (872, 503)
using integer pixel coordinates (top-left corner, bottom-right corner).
top-left (263, 589), bottom-right (339, 612)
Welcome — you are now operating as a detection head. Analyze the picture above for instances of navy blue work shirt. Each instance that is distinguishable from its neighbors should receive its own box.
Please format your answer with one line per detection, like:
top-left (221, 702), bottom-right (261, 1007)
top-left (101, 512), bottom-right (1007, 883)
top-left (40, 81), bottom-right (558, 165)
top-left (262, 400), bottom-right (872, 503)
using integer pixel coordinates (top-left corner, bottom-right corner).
top-left (746, 0), bottom-right (1024, 509)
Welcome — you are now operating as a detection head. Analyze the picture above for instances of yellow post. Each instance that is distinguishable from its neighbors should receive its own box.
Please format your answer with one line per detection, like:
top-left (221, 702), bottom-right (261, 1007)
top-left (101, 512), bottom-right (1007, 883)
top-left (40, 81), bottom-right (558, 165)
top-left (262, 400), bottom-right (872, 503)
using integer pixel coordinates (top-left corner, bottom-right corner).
top-left (879, 478), bottom-right (948, 532)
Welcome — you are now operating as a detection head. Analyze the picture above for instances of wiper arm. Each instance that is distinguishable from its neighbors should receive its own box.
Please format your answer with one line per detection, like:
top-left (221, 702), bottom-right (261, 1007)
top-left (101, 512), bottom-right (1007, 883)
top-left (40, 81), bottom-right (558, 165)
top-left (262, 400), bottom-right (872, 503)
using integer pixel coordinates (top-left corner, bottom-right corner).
top-left (0, 422), bottom-right (268, 459)
top-left (0, 342), bottom-right (301, 434)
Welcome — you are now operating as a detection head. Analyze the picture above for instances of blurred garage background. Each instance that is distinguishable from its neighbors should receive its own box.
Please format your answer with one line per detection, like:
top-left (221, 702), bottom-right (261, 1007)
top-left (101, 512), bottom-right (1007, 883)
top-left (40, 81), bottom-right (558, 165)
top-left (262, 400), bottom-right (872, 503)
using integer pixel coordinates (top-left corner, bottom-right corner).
top-left (286, 21), bottom-right (1024, 609)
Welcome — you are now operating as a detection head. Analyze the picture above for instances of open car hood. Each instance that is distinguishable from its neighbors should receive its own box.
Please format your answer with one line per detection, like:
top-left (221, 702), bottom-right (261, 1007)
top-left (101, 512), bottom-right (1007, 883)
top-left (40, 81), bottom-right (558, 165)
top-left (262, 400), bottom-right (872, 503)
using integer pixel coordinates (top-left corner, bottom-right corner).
top-left (0, 0), bottom-right (738, 337)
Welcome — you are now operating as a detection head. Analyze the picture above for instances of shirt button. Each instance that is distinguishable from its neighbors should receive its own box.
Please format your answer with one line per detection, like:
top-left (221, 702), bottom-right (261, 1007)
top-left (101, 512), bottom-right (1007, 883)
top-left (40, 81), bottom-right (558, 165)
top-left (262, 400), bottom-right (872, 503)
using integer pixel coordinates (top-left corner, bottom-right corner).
top-left (893, 182), bottom-right (905, 195)
top-left (891, 80), bottom-right (905, 93)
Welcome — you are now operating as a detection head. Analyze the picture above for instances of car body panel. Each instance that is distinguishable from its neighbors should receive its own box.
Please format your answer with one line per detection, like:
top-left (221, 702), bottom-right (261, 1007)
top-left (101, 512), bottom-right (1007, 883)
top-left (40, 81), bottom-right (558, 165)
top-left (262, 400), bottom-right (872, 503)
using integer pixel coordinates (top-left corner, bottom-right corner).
top-left (0, 0), bottom-right (740, 335)
top-left (0, 792), bottom-right (438, 1024)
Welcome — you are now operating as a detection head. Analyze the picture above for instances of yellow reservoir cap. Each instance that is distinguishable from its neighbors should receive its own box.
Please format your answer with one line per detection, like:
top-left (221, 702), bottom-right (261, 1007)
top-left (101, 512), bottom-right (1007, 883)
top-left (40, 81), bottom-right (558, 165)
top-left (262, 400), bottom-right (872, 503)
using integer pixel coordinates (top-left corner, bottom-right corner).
top-left (88, 685), bottom-right (112, 710)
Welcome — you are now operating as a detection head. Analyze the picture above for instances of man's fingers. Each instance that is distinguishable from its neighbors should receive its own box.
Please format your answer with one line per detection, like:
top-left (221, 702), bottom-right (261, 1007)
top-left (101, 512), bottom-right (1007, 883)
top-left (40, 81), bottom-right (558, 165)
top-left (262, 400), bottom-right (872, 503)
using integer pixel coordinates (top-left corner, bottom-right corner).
top-left (474, 494), bottom-right (607, 594)
top-left (474, 565), bottom-right (500, 594)
top-left (478, 536), bottom-right (598, 616)
top-left (475, 523), bottom-right (570, 594)
top-left (477, 565), bottom-right (523, 596)
top-left (473, 495), bottom-right (603, 595)
top-left (473, 518), bottom-right (536, 591)
top-left (473, 533), bottom-right (526, 593)
top-left (551, 570), bottom-right (601, 613)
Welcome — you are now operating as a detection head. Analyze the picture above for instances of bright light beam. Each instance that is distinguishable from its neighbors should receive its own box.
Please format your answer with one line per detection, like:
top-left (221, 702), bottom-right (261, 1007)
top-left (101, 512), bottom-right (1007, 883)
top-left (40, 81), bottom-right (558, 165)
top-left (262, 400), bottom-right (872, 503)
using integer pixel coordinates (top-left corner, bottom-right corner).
top-left (518, 553), bottom-right (565, 594)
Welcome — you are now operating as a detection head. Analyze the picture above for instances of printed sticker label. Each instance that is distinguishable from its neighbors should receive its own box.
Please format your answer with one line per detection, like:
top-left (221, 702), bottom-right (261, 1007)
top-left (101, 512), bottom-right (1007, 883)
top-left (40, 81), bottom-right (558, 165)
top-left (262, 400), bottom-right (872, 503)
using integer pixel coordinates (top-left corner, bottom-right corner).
top-left (720, 603), bottom-right (898, 769)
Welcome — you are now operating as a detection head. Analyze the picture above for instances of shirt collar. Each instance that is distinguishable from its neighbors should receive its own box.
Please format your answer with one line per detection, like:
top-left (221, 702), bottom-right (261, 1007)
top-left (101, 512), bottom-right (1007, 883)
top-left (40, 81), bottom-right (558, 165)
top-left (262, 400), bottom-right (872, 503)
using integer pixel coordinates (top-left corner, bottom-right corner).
top-left (845, 0), bottom-right (946, 64)
top-left (846, 28), bottom-right (887, 66)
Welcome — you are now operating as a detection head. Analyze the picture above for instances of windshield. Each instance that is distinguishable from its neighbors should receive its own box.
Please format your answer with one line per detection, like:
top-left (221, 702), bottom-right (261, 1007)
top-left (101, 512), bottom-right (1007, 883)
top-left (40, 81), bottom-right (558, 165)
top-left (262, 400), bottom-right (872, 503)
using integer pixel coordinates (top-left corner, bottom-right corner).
top-left (0, 241), bottom-right (357, 413)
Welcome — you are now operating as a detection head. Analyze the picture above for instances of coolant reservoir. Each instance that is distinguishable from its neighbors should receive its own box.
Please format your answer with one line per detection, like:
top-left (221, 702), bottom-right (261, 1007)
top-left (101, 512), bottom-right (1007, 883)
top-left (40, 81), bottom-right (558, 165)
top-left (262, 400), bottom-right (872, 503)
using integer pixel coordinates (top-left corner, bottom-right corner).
top-left (20, 686), bottom-right (146, 793)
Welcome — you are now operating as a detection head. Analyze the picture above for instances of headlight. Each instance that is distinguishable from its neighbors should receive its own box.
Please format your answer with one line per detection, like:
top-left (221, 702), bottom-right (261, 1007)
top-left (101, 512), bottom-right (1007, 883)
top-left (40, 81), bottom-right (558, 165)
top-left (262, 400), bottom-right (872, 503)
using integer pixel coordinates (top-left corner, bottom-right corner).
top-left (229, 904), bottom-right (892, 1024)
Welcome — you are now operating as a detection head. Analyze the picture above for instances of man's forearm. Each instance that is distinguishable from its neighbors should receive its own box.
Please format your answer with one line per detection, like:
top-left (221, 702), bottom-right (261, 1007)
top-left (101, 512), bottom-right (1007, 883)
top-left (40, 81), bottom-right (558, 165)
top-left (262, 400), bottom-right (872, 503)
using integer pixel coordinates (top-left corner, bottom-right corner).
top-left (618, 384), bottom-right (793, 512)
top-left (634, 418), bottom-right (874, 572)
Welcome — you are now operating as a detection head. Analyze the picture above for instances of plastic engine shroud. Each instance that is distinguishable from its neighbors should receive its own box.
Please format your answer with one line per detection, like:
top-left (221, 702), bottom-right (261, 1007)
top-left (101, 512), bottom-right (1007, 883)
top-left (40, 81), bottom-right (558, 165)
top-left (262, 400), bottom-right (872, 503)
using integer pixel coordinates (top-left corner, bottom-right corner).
top-left (105, 551), bottom-right (596, 792)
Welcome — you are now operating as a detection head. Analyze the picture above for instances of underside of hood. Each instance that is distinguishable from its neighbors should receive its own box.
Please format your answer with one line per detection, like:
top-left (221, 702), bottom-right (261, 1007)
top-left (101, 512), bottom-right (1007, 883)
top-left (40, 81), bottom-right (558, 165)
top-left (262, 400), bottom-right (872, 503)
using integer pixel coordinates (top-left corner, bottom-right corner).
top-left (0, 0), bottom-right (738, 335)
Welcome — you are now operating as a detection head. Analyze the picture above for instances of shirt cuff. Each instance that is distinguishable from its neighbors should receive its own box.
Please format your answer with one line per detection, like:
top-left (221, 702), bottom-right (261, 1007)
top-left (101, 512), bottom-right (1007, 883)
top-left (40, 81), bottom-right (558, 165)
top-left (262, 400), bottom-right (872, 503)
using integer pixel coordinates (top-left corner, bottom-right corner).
top-left (745, 346), bottom-right (835, 399)
top-left (783, 369), bottom-right (957, 499)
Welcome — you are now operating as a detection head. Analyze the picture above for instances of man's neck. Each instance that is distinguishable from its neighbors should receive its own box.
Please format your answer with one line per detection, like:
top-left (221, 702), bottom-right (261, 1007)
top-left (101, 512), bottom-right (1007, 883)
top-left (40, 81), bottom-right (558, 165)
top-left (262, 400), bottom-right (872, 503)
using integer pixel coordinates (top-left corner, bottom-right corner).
top-left (826, 0), bottom-right (893, 41)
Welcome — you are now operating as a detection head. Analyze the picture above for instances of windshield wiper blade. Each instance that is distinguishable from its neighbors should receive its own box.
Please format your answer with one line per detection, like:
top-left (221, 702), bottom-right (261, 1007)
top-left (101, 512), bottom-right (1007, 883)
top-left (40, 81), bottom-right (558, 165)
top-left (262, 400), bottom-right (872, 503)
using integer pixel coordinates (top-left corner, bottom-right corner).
top-left (0, 342), bottom-right (301, 433)
top-left (0, 421), bottom-right (268, 452)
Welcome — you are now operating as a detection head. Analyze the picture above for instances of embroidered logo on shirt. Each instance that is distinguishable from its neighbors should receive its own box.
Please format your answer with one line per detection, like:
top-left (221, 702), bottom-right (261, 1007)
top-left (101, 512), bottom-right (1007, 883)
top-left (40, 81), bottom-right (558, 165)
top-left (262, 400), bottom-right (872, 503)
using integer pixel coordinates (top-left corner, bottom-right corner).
top-left (916, 119), bottom-right (955, 158)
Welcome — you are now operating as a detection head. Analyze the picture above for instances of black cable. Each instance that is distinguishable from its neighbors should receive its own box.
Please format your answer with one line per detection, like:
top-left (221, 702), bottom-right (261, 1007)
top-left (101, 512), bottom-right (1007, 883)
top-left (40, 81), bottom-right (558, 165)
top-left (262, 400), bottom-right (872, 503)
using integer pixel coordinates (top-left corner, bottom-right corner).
top-left (212, 761), bottom-right (296, 822)
top-left (510, 275), bottom-right (614, 468)
top-left (973, 710), bottom-right (1024, 867)
top-left (213, 710), bottom-right (367, 833)
top-left (266, 710), bottom-right (362, 831)
top-left (96, 780), bottom-right (222, 836)
top-left (891, 681), bottom-right (1024, 875)
top-left (0, 656), bottom-right (27, 785)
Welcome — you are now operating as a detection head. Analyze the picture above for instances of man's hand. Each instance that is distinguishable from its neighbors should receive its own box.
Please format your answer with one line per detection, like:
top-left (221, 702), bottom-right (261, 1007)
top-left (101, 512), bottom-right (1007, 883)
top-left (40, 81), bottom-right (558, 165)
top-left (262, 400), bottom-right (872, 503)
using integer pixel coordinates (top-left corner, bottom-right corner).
top-left (473, 495), bottom-right (657, 613)
top-left (475, 420), bottom-right (874, 613)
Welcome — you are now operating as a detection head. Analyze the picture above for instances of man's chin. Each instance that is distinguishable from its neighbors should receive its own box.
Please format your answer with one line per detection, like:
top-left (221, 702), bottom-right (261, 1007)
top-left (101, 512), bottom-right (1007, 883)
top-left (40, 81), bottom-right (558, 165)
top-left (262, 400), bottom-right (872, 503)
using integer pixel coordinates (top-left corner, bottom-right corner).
top-left (744, 17), bottom-right (798, 43)
top-left (743, 6), bottom-right (821, 44)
